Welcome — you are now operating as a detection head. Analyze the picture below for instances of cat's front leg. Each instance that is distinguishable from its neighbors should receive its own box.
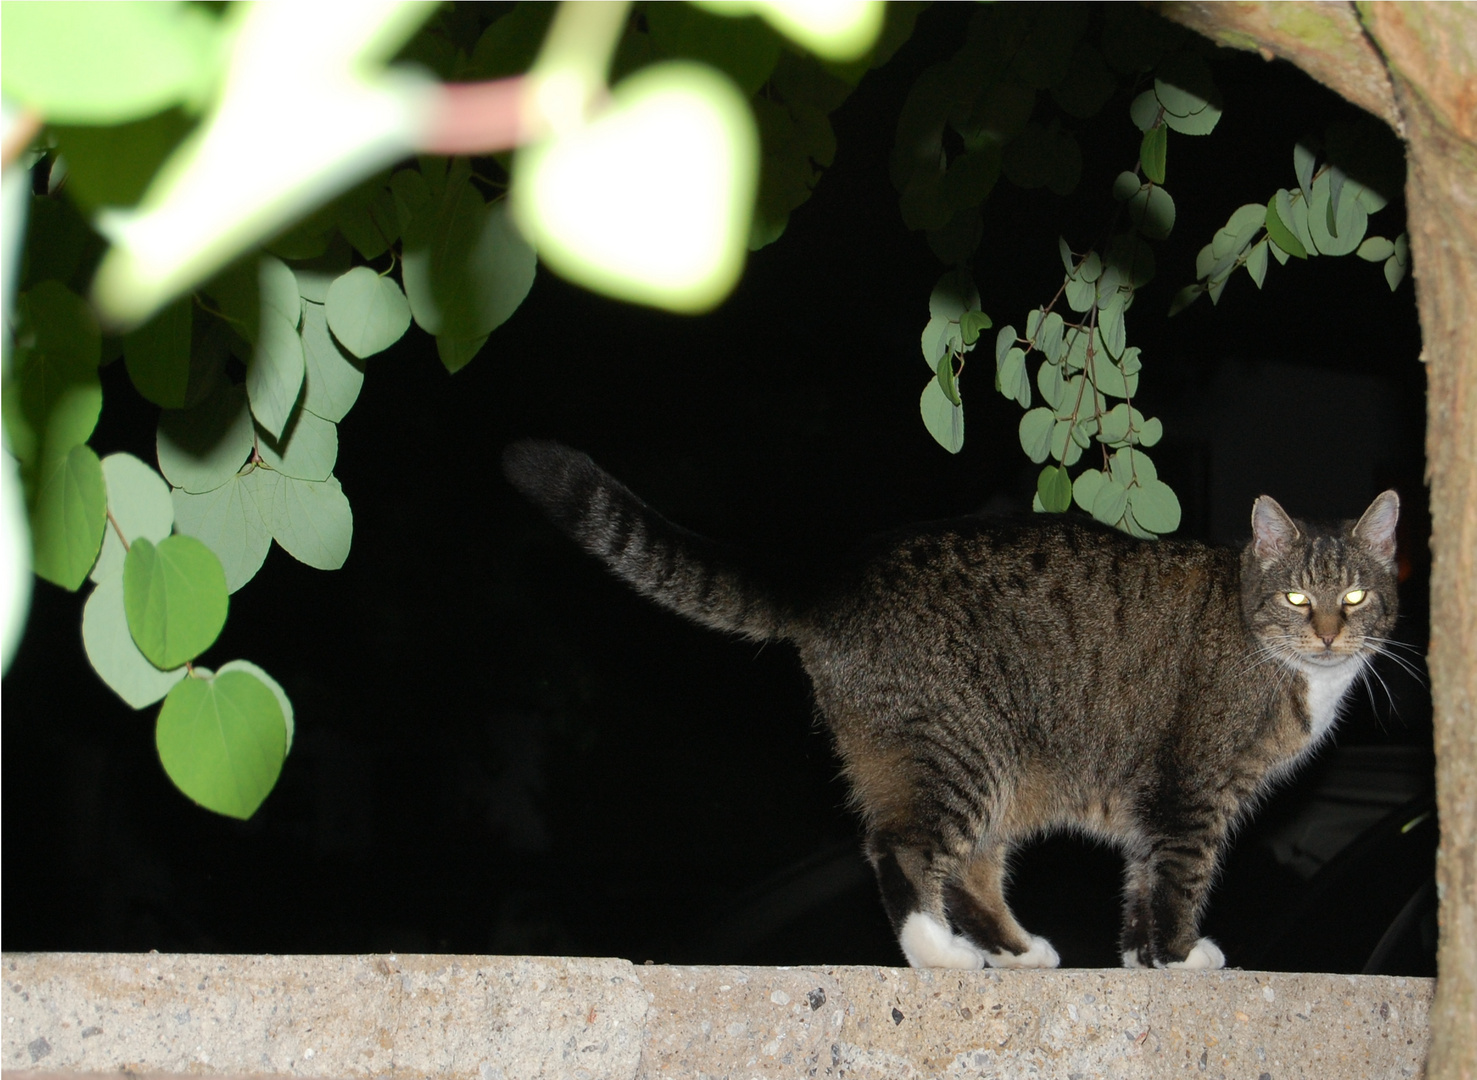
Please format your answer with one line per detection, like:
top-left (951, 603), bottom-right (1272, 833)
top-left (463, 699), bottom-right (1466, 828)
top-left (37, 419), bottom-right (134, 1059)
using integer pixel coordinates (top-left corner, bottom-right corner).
top-left (1121, 823), bottom-right (1229, 969)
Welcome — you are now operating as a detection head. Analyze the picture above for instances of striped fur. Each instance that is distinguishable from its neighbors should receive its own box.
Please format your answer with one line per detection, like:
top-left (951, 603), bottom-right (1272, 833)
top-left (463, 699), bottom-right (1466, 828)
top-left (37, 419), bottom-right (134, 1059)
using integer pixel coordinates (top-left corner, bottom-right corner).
top-left (504, 440), bottom-right (1401, 970)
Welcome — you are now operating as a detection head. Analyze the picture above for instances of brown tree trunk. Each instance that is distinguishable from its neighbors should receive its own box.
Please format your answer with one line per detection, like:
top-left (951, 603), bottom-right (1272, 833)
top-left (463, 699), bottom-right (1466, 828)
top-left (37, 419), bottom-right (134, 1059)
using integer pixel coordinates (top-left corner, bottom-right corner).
top-left (1157, 3), bottom-right (1477, 1076)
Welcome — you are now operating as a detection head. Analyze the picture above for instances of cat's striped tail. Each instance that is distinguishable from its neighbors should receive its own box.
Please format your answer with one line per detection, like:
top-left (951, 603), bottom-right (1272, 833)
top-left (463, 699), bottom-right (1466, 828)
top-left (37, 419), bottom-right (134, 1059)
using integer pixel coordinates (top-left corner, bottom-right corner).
top-left (502, 440), bottom-right (793, 642)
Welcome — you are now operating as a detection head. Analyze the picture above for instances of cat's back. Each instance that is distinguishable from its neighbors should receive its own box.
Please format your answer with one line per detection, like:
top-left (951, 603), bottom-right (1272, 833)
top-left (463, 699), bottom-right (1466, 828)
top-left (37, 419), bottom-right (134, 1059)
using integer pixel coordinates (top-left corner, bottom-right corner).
top-left (794, 513), bottom-right (1247, 728)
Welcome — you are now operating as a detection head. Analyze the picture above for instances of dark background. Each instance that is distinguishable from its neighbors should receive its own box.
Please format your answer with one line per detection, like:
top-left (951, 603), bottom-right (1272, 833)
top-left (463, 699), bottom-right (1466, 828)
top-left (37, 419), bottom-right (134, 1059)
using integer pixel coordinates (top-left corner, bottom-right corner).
top-left (3, 5), bottom-right (1434, 974)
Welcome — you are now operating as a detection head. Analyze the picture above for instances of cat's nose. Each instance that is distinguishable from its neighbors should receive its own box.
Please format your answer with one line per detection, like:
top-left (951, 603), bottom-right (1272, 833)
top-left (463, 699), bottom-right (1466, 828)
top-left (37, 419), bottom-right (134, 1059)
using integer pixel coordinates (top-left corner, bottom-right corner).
top-left (1319, 634), bottom-right (1337, 649)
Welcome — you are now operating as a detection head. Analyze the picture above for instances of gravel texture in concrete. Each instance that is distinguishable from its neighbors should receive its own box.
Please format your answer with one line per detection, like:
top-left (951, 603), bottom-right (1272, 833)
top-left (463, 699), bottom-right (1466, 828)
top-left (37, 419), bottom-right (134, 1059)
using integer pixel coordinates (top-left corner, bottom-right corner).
top-left (2, 953), bottom-right (1432, 1078)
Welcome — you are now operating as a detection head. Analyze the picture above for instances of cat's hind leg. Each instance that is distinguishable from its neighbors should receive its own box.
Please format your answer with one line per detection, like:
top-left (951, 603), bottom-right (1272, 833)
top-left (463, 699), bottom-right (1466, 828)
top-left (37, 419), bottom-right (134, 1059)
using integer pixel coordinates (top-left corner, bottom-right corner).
top-left (947, 842), bottom-right (1059, 969)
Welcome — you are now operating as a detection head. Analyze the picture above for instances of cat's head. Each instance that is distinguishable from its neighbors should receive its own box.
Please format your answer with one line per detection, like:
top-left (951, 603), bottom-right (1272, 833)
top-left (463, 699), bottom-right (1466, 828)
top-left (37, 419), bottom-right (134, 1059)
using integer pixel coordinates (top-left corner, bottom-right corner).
top-left (1239, 491), bottom-right (1400, 670)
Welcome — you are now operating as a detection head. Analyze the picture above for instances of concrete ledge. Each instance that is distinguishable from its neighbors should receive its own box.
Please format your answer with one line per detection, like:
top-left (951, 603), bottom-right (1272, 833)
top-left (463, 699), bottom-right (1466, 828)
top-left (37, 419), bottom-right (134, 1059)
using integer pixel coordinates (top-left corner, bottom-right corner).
top-left (2, 953), bottom-right (1431, 1079)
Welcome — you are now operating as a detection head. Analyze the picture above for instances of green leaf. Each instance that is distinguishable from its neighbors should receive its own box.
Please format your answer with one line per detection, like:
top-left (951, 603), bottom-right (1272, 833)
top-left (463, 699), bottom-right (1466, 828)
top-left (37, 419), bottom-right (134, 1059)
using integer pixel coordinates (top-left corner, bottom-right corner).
top-left (1128, 478), bottom-right (1182, 534)
top-left (334, 172), bottom-right (399, 261)
top-left (171, 469), bottom-right (275, 594)
top-left (1, 1), bottom-right (222, 124)
top-left (1265, 193), bottom-right (1308, 260)
top-left (155, 670), bottom-right (286, 820)
top-left (935, 355), bottom-right (960, 407)
top-left (647, 4), bottom-right (781, 96)
top-left (1091, 348), bottom-right (1132, 400)
top-left (7, 282), bottom-right (102, 465)
top-left (123, 534), bottom-right (229, 669)
top-left (1140, 125), bottom-right (1167, 185)
top-left (324, 267), bottom-right (411, 360)
top-left (1279, 188), bottom-right (1316, 255)
top-left (1139, 416), bottom-right (1164, 447)
top-left (299, 302), bottom-right (365, 423)
top-left (436, 335), bottom-right (490, 375)
top-left (467, 2), bottom-right (556, 80)
top-left (29, 444), bottom-right (107, 591)
top-left (1036, 464), bottom-right (1072, 513)
top-left (1384, 233), bottom-right (1409, 291)
top-left (156, 382), bottom-right (254, 494)
top-left (1293, 141), bottom-right (1316, 198)
top-left (1019, 407), bottom-right (1056, 464)
top-left (1168, 284), bottom-right (1203, 317)
top-left (1110, 446), bottom-right (1157, 489)
top-left (920, 377), bottom-right (964, 454)
top-left (123, 296), bottom-right (192, 408)
top-left (50, 108), bottom-right (196, 212)
top-left (259, 474), bottom-right (353, 571)
top-left (1129, 184), bottom-right (1175, 240)
top-left (1051, 42), bottom-right (1117, 119)
top-left (928, 269), bottom-right (981, 323)
top-left (1038, 311), bottom-right (1066, 363)
top-left (921, 314), bottom-right (952, 368)
top-left (92, 452), bottom-right (174, 584)
top-left (246, 257), bottom-right (306, 439)
top-left (402, 181), bottom-right (537, 351)
top-left (82, 572), bottom-right (186, 709)
top-left (1049, 419), bottom-right (1082, 467)
top-left (1001, 121), bottom-right (1082, 196)
top-left (217, 659), bottom-right (294, 756)
top-left (959, 309), bottom-right (993, 347)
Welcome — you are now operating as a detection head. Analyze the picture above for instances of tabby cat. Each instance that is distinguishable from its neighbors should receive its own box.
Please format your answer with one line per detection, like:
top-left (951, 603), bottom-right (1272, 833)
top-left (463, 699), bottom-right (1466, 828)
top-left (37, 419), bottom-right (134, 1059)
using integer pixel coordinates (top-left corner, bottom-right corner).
top-left (503, 440), bottom-right (1401, 970)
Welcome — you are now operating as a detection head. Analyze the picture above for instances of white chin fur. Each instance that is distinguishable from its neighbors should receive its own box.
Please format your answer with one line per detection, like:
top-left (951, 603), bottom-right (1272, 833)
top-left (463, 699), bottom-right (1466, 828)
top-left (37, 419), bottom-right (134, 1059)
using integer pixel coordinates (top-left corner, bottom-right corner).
top-left (1163, 937), bottom-right (1226, 970)
top-left (898, 912), bottom-right (985, 969)
top-left (1122, 949), bottom-right (1148, 969)
top-left (985, 934), bottom-right (1060, 969)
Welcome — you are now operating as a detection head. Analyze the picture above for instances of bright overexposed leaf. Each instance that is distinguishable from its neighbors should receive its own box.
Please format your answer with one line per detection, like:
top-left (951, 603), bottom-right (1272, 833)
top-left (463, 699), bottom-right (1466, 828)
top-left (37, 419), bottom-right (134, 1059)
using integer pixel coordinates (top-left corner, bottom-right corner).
top-left (259, 474), bottom-right (353, 570)
top-left (299, 302), bottom-right (365, 422)
top-left (171, 468), bottom-right (275, 593)
top-left (512, 61), bottom-right (758, 313)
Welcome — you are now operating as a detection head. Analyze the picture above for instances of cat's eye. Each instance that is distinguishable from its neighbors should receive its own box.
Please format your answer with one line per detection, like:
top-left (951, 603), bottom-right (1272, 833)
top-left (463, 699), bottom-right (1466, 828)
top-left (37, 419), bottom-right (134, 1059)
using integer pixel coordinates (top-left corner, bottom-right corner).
top-left (1285, 592), bottom-right (1310, 606)
top-left (1344, 589), bottom-right (1368, 606)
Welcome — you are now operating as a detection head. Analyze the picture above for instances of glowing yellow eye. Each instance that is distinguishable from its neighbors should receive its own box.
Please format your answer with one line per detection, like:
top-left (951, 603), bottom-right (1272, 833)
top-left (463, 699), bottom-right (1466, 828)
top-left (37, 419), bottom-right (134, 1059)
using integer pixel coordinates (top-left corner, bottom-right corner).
top-left (1286, 592), bottom-right (1310, 606)
top-left (1344, 589), bottom-right (1367, 605)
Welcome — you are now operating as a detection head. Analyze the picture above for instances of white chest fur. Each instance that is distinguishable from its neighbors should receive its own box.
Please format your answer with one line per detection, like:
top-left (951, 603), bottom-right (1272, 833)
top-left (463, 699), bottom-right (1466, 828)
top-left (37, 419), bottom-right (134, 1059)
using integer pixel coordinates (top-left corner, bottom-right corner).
top-left (1298, 658), bottom-right (1365, 742)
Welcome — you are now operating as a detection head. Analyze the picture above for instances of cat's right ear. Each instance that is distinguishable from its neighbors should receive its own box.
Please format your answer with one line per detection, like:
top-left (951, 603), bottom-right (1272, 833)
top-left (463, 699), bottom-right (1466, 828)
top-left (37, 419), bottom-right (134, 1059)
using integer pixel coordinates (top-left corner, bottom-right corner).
top-left (1251, 496), bottom-right (1299, 564)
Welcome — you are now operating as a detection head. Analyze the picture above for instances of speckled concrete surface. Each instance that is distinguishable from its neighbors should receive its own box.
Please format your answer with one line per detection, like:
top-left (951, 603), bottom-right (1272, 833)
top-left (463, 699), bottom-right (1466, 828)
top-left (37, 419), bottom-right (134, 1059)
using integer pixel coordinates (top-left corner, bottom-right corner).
top-left (1, 953), bottom-right (1432, 1079)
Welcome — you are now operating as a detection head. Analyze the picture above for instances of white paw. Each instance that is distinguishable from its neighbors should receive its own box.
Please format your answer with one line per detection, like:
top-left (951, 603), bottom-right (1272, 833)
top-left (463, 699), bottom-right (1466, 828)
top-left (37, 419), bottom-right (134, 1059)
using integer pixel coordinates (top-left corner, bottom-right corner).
top-left (898, 912), bottom-right (986, 969)
top-left (1164, 937), bottom-right (1226, 970)
top-left (1121, 949), bottom-right (1148, 969)
top-left (985, 934), bottom-right (1060, 969)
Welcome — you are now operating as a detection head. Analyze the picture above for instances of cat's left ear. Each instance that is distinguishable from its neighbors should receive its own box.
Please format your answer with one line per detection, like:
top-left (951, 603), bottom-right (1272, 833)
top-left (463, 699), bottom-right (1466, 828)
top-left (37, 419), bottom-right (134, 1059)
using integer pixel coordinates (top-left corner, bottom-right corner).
top-left (1251, 496), bottom-right (1299, 564)
top-left (1353, 490), bottom-right (1400, 567)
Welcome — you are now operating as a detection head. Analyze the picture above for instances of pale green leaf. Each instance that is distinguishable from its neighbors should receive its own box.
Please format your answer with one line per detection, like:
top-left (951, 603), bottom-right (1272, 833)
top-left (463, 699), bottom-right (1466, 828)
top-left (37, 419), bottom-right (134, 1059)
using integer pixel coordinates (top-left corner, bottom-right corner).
top-left (1307, 170), bottom-right (1368, 256)
top-left (1357, 236), bottom-right (1396, 262)
top-left (1245, 238), bottom-right (1270, 289)
top-left (92, 452), bottom-right (174, 584)
top-left (156, 670), bottom-right (285, 820)
top-left (436, 335), bottom-right (490, 374)
top-left (1128, 478), bottom-right (1181, 534)
top-left (1129, 184), bottom-right (1175, 240)
top-left (1129, 89), bottom-right (1160, 133)
top-left (82, 572), bottom-right (186, 709)
top-left (171, 470), bottom-right (275, 594)
top-left (1072, 467), bottom-right (1105, 513)
top-left (1019, 407), bottom-right (1056, 464)
top-left (999, 347), bottom-right (1029, 407)
top-left (260, 474), bottom-right (353, 571)
top-left (245, 256), bottom-right (306, 439)
top-left (299, 302), bottom-right (365, 424)
top-left (920, 377), bottom-right (964, 454)
top-left (156, 382), bottom-right (254, 494)
top-left (325, 267), bottom-right (412, 360)
top-left (1265, 192), bottom-right (1307, 260)
top-left (1036, 356), bottom-right (1065, 410)
top-left (256, 409), bottom-right (337, 482)
top-left (1091, 476), bottom-right (1129, 526)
